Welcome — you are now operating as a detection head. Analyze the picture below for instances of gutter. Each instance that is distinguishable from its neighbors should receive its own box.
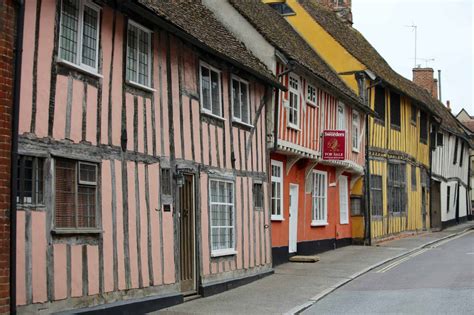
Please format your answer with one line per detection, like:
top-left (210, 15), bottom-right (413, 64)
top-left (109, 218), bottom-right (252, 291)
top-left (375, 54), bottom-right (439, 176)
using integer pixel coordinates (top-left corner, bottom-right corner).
top-left (11, 0), bottom-right (25, 313)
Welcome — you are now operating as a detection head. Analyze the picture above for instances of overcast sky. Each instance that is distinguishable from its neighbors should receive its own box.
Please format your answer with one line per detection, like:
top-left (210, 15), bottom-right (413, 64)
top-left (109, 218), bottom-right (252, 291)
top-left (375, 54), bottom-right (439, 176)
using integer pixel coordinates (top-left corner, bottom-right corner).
top-left (352, 0), bottom-right (473, 115)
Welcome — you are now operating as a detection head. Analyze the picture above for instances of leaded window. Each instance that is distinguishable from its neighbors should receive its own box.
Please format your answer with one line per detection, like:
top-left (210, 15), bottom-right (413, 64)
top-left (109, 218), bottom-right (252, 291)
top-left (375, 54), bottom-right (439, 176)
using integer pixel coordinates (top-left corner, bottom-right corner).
top-left (370, 175), bottom-right (383, 217)
top-left (337, 102), bottom-right (345, 130)
top-left (420, 110), bottom-right (428, 143)
top-left (307, 83), bottom-right (317, 106)
top-left (126, 21), bottom-right (152, 87)
top-left (411, 164), bottom-right (417, 191)
top-left (352, 111), bottom-right (360, 152)
top-left (161, 168), bottom-right (171, 196)
top-left (253, 183), bottom-right (263, 210)
top-left (288, 73), bottom-right (299, 128)
top-left (232, 76), bottom-right (250, 124)
top-left (388, 163), bottom-right (406, 214)
top-left (390, 91), bottom-right (401, 128)
top-left (59, 0), bottom-right (100, 72)
top-left (55, 159), bottom-right (98, 229)
top-left (210, 179), bottom-right (235, 255)
top-left (200, 63), bottom-right (222, 117)
top-left (374, 86), bottom-right (385, 123)
top-left (312, 170), bottom-right (327, 225)
top-left (17, 156), bottom-right (44, 206)
top-left (350, 197), bottom-right (362, 216)
top-left (271, 160), bottom-right (283, 220)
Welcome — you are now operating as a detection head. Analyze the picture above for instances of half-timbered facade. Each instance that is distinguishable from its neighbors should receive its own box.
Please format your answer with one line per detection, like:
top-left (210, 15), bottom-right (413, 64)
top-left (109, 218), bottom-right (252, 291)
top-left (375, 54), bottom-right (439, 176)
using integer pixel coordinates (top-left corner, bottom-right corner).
top-left (15, 0), bottom-right (282, 312)
top-left (280, 0), bottom-right (440, 242)
top-left (224, 0), bottom-right (372, 265)
top-left (412, 70), bottom-right (472, 230)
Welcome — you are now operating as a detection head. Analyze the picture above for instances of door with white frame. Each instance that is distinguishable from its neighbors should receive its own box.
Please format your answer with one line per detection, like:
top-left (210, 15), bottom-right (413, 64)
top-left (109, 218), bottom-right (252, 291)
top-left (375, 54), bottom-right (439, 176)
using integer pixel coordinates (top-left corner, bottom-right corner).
top-left (339, 175), bottom-right (349, 224)
top-left (289, 184), bottom-right (299, 253)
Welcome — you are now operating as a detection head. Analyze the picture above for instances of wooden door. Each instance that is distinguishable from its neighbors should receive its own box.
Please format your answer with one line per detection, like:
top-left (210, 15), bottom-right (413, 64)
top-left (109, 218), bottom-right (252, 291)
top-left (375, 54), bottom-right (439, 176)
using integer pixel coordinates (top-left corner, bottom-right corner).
top-left (289, 184), bottom-right (299, 253)
top-left (179, 174), bottom-right (195, 293)
top-left (430, 180), bottom-right (442, 230)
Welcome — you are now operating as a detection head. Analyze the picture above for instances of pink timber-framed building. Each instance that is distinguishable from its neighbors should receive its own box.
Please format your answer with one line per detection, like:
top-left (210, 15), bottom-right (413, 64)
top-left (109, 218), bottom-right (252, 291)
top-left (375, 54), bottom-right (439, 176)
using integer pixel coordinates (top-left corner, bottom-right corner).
top-left (14, 0), bottom-right (283, 313)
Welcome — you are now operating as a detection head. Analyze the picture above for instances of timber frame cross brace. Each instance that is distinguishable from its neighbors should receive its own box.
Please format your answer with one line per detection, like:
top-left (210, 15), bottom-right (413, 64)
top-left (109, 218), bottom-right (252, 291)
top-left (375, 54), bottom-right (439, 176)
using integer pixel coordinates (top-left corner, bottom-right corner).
top-left (286, 155), bottom-right (302, 175)
top-left (330, 165), bottom-right (349, 186)
top-left (304, 160), bottom-right (319, 193)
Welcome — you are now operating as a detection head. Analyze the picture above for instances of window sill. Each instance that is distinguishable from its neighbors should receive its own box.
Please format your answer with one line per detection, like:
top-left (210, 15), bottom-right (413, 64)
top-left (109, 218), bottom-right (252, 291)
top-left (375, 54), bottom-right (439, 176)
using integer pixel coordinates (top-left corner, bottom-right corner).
top-left (271, 216), bottom-right (285, 222)
top-left (201, 110), bottom-right (225, 122)
top-left (410, 121), bottom-right (417, 126)
top-left (52, 228), bottom-right (103, 235)
top-left (306, 101), bottom-right (318, 107)
top-left (374, 118), bottom-right (385, 126)
top-left (340, 222), bottom-right (349, 225)
top-left (57, 58), bottom-right (103, 79)
top-left (311, 221), bottom-right (328, 227)
top-left (391, 124), bottom-right (401, 131)
top-left (232, 119), bottom-right (253, 129)
top-left (287, 124), bottom-right (300, 131)
top-left (125, 80), bottom-right (156, 93)
top-left (211, 249), bottom-right (237, 257)
top-left (352, 148), bottom-right (360, 153)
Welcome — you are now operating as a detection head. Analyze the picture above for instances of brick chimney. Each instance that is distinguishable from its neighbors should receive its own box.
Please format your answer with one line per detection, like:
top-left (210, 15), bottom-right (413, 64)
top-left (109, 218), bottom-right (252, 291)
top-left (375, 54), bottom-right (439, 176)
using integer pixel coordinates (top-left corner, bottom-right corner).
top-left (316, 0), bottom-right (353, 25)
top-left (412, 67), bottom-right (438, 99)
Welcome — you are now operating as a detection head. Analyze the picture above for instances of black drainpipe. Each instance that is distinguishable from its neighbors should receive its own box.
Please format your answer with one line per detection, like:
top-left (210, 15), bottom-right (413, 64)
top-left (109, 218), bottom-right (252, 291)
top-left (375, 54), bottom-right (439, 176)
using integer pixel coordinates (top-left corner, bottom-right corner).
top-left (11, 0), bottom-right (24, 313)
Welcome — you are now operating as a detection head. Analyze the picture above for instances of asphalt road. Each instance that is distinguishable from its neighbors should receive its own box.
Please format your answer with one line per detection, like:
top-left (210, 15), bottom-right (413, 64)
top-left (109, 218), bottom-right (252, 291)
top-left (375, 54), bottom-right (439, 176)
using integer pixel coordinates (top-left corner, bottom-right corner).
top-left (303, 230), bottom-right (474, 315)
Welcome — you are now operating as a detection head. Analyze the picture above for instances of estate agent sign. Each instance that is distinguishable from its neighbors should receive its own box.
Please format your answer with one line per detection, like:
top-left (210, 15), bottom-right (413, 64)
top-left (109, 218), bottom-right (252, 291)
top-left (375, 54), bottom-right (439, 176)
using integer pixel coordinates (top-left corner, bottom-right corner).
top-left (322, 130), bottom-right (345, 160)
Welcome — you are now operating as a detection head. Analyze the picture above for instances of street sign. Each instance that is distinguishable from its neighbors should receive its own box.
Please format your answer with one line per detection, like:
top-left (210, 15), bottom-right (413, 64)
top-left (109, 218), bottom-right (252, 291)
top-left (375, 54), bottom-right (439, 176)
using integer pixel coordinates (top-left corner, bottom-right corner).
top-left (322, 130), bottom-right (345, 160)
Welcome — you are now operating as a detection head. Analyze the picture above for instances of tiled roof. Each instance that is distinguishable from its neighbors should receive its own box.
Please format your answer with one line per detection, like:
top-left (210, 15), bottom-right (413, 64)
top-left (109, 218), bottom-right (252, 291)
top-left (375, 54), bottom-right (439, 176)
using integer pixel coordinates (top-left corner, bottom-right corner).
top-left (298, 0), bottom-right (438, 115)
top-left (135, 0), bottom-right (282, 88)
top-left (228, 0), bottom-right (371, 113)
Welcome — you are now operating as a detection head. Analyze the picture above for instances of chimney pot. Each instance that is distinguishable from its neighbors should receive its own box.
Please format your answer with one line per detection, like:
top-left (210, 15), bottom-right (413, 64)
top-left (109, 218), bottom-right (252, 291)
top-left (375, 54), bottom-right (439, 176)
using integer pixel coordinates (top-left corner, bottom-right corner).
top-left (447, 100), bottom-right (451, 111)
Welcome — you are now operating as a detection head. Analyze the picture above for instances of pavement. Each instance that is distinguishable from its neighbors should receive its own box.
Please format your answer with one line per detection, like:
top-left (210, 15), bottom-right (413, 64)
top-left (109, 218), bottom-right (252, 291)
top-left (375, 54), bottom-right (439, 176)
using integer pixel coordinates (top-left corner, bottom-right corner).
top-left (155, 221), bottom-right (474, 315)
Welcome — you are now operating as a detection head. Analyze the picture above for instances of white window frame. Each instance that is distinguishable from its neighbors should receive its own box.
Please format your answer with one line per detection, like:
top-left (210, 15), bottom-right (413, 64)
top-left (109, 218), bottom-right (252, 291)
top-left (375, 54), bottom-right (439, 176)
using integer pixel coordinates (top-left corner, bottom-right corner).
top-left (307, 83), bottom-right (318, 106)
top-left (271, 160), bottom-right (284, 221)
top-left (209, 179), bottom-right (236, 257)
top-left (352, 110), bottom-right (360, 152)
top-left (78, 162), bottom-right (98, 186)
top-left (200, 62), bottom-right (223, 118)
top-left (339, 175), bottom-right (349, 224)
top-left (311, 170), bottom-right (328, 226)
top-left (337, 102), bottom-right (345, 130)
top-left (231, 75), bottom-right (251, 126)
top-left (58, 0), bottom-right (101, 74)
top-left (126, 20), bottom-right (153, 88)
top-left (287, 73), bottom-right (300, 129)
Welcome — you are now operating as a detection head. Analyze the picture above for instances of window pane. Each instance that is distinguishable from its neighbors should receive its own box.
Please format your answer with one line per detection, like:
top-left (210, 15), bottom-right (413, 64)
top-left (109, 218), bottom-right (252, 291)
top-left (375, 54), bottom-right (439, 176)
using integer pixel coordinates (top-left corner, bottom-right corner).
top-left (79, 163), bottom-right (96, 183)
top-left (126, 24), bottom-right (138, 82)
top-left (81, 5), bottom-right (98, 68)
top-left (55, 159), bottom-right (76, 228)
top-left (211, 70), bottom-right (220, 116)
top-left (241, 83), bottom-right (249, 123)
top-left (161, 168), bottom-right (171, 195)
top-left (201, 67), bottom-right (211, 110)
top-left (138, 29), bottom-right (150, 86)
top-left (60, 0), bottom-right (80, 63)
top-left (78, 186), bottom-right (96, 228)
top-left (232, 79), bottom-right (240, 120)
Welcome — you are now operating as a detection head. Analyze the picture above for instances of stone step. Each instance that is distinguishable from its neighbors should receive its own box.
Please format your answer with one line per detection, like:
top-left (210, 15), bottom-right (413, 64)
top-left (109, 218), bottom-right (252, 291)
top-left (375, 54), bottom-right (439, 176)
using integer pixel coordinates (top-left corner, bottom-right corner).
top-left (289, 255), bottom-right (320, 263)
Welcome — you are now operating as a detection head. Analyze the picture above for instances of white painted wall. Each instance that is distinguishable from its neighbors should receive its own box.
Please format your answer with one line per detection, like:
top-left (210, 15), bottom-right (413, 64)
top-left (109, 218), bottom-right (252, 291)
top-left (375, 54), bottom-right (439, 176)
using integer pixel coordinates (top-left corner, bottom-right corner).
top-left (202, 0), bottom-right (277, 73)
top-left (432, 130), bottom-right (470, 223)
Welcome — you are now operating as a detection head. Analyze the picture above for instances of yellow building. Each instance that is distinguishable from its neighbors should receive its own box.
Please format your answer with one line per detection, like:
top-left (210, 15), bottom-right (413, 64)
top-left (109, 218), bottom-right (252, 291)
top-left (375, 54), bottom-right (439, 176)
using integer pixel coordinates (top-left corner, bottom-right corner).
top-left (264, 0), bottom-right (439, 241)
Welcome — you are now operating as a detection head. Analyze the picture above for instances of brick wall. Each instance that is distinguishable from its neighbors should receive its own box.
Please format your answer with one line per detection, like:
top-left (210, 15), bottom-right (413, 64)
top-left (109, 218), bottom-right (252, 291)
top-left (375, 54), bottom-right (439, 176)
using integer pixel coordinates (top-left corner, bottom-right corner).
top-left (0, 0), bottom-right (17, 313)
top-left (412, 67), bottom-right (438, 99)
